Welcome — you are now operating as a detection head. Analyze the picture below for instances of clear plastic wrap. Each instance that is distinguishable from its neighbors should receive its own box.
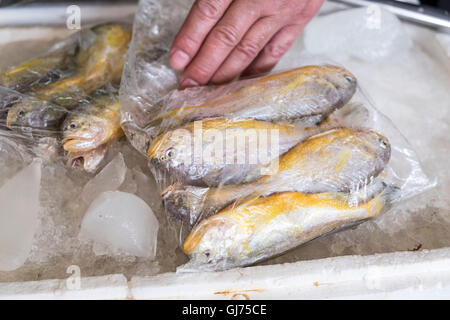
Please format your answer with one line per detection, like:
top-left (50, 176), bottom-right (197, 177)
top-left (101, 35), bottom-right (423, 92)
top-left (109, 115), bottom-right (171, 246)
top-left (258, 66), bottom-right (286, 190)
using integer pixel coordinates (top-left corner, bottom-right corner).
top-left (0, 22), bottom-right (132, 172)
top-left (120, 0), bottom-right (435, 271)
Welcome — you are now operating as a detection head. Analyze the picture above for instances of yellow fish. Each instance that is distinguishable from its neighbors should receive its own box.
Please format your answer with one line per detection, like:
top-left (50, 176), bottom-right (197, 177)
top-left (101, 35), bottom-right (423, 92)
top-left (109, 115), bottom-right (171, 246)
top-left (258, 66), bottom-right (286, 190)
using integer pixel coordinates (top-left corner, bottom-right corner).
top-left (182, 186), bottom-right (392, 271)
top-left (153, 65), bottom-right (357, 130)
top-left (149, 118), bottom-right (316, 187)
top-left (0, 44), bottom-right (77, 93)
top-left (66, 143), bottom-right (109, 173)
top-left (148, 103), bottom-right (367, 187)
top-left (33, 23), bottom-right (131, 108)
top-left (163, 128), bottom-right (391, 227)
top-left (6, 23), bottom-right (131, 131)
top-left (62, 93), bottom-right (123, 152)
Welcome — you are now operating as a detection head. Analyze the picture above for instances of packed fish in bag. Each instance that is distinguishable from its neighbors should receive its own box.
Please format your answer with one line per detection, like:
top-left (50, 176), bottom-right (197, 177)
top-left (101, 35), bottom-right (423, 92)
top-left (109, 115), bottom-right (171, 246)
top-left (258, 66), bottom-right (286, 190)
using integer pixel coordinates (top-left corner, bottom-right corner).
top-left (119, 0), bottom-right (433, 271)
top-left (0, 22), bottom-right (132, 173)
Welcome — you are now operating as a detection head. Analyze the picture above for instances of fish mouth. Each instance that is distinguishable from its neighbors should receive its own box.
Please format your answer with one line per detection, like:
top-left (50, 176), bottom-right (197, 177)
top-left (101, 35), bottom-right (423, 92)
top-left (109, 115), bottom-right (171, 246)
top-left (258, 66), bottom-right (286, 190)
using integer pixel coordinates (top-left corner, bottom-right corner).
top-left (5, 110), bottom-right (16, 128)
top-left (67, 155), bottom-right (85, 170)
top-left (161, 184), bottom-right (179, 198)
top-left (65, 143), bottom-right (108, 172)
top-left (147, 134), bottom-right (165, 160)
top-left (161, 184), bottom-right (210, 228)
top-left (62, 131), bottom-right (106, 152)
top-left (5, 116), bottom-right (13, 128)
top-left (62, 137), bottom-right (92, 152)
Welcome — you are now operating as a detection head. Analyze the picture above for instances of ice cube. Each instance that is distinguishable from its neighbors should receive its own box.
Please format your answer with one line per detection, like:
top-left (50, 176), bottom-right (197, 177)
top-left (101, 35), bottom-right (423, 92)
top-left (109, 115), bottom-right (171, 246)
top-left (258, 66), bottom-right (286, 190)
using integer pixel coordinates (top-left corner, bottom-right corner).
top-left (304, 6), bottom-right (412, 62)
top-left (0, 160), bottom-right (41, 271)
top-left (118, 168), bottom-right (138, 194)
top-left (132, 167), bottom-right (162, 209)
top-left (79, 191), bottom-right (159, 258)
top-left (81, 153), bottom-right (127, 204)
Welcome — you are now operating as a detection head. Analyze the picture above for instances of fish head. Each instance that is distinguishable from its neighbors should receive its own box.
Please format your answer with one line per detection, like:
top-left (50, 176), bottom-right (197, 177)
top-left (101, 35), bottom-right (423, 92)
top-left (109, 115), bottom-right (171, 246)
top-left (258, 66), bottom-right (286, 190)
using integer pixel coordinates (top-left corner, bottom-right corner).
top-left (0, 90), bottom-right (21, 120)
top-left (183, 216), bottom-right (236, 268)
top-left (62, 113), bottom-right (107, 152)
top-left (6, 98), bottom-right (66, 130)
top-left (358, 129), bottom-right (391, 173)
top-left (324, 65), bottom-right (357, 104)
top-left (66, 143), bottom-right (108, 173)
top-left (148, 128), bottom-right (193, 172)
top-left (161, 184), bottom-right (209, 227)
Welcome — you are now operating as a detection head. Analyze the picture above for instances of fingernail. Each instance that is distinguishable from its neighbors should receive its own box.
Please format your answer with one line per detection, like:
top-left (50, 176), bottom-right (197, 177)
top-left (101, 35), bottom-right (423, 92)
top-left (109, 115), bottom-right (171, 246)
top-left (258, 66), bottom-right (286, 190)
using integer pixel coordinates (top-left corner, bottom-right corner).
top-left (170, 49), bottom-right (190, 70)
top-left (180, 78), bottom-right (199, 89)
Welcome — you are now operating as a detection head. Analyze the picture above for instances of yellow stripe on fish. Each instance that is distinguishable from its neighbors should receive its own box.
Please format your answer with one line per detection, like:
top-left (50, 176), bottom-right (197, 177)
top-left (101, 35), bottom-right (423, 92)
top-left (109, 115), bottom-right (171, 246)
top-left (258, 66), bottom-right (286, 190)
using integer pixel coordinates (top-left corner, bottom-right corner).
top-left (62, 94), bottom-right (123, 153)
top-left (162, 128), bottom-right (391, 228)
top-left (183, 188), bottom-right (390, 270)
top-left (148, 118), bottom-right (322, 187)
top-left (33, 23), bottom-right (131, 108)
top-left (153, 65), bottom-right (357, 130)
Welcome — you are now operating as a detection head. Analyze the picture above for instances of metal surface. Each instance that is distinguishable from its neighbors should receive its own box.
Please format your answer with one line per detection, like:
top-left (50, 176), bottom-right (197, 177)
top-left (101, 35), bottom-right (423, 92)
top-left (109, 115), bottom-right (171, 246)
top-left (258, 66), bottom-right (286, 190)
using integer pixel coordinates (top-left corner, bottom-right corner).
top-left (335, 0), bottom-right (450, 30)
top-left (0, 2), bottom-right (137, 26)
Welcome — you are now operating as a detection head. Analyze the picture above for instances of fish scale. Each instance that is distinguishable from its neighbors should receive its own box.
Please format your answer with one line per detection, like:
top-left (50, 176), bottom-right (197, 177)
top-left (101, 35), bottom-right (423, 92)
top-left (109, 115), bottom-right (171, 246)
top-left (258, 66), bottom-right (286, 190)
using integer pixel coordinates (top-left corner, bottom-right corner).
top-left (62, 93), bottom-right (123, 172)
top-left (163, 128), bottom-right (391, 228)
top-left (149, 103), bottom-right (369, 187)
top-left (181, 187), bottom-right (392, 271)
top-left (6, 23), bottom-right (131, 132)
top-left (153, 65), bottom-right (357, 130)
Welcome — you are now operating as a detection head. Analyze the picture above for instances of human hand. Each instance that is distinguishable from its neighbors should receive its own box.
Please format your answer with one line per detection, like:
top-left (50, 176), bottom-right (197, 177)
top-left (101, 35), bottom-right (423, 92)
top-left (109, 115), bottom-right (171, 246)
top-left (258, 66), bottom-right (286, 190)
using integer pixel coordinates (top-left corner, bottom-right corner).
top-left (170, 0), bottom-right (324, 88)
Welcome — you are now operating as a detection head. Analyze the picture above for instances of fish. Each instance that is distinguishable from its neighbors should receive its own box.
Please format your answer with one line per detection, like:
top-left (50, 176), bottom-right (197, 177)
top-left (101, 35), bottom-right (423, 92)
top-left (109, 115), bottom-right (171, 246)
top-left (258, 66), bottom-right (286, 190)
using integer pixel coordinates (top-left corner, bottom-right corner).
top-left (148, 103), bottom-right (368, 187)
top-left (66, 143), bottom-right (109, 173)
top-left (0, 47), bottom-right (77, 93)
top-left (181, 186), bottom-right (394, 271)
top-left (149, 119), bottom-right (314, 187)
top-left (162, 128), bottom-right (391, 227)
top-left (32, 23), bottom-right (131, 108)
top-left (6, 95), bottom-right (67, 131)
top-left (5, 23), bottom-right (131, 131)
top-left (62, 93), bottom-right (123, 155)
top-left (152, 65), bottom-right (357, 130)
top-left (0, 88), bottom-right (22, 122)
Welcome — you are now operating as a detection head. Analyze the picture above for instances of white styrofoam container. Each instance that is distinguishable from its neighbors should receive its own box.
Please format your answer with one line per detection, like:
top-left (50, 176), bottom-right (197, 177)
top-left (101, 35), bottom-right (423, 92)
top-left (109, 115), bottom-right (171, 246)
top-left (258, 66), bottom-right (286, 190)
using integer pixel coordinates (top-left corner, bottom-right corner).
top-left (1, 248), bottom-right (450, 299)
top-left (0, 2), bottom-right (449, 299)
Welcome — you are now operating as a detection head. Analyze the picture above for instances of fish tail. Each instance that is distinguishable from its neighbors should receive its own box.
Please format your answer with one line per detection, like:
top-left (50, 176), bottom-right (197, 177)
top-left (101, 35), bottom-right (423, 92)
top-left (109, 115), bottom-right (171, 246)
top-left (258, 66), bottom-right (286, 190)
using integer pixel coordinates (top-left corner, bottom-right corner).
top-left (381, 183), bottom-right (401, 205)
top-left (162, 184), bottom-right (210, 227)
top-left (363, 183), bottom-right (399, 218)
top-left (322, 102), bottom-right (370, 129)
top-left (150, 107), bottom-right (189, 129)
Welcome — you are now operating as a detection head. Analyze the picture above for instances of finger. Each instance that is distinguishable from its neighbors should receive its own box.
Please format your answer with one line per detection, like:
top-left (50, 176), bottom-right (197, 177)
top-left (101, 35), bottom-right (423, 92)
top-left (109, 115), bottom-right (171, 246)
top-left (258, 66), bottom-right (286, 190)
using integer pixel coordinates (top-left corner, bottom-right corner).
top-left (242, 24), bottom-right (302, 76)
top-left (243, 0), bottom-right (323, 76)
top-left (179, 0), bottom-right (262, 88)
top-left (170, 0), bottom-right (233, 70)
top-left (210, 17), bottom-right (282, 84)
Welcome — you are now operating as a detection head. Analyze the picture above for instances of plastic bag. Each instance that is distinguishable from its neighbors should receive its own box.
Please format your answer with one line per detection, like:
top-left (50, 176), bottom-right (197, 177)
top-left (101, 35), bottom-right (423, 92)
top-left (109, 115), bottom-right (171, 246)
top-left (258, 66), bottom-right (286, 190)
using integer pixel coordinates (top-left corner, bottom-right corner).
top-left (0, 22), bottom-right (132, 172)
top-left (120, 0), bottom-right (434, 271)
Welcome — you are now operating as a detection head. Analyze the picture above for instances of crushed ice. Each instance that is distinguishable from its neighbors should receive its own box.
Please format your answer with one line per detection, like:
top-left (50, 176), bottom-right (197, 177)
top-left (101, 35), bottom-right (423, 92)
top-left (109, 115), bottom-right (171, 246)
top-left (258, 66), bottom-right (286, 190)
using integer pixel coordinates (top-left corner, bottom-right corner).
top-left (0, 2), bottom-right (448, 281)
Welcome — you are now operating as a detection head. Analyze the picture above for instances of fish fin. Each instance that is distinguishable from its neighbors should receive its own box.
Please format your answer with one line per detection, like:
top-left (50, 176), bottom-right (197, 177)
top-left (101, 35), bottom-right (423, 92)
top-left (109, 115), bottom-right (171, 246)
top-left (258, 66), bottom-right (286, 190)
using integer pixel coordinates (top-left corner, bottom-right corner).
top-left (162, 184), bottom-right (210, 227)
top-left (380, 183), bottom-right (401, 205)
top-left (328, 102), bottom-right (370, 128)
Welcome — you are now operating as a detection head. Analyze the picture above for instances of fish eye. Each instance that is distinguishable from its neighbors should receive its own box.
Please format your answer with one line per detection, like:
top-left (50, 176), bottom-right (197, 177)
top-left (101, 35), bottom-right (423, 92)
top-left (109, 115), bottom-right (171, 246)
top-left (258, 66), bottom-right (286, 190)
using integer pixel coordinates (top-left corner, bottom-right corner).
top-left (18, 110), bottom-right (25, 117)
top-left (166, 148), bottom-right (175, 159)
top-left (378, 137), bottom-right (388, 147)
top-left (69, 123), bottom-right (77, 129)
top-left (345, 76), bottom-right (354, 83)
top-left (150, 157), bottom-right (159, 166)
